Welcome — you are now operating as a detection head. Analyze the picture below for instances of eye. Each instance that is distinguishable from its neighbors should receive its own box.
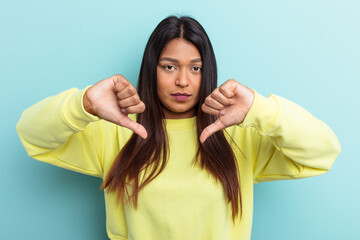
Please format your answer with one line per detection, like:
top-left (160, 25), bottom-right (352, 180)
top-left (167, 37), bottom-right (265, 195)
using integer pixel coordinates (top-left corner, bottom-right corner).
top-left (162, 65), bottom-right (176, 71)
top-left (192, 66), bottom-right (202, 72)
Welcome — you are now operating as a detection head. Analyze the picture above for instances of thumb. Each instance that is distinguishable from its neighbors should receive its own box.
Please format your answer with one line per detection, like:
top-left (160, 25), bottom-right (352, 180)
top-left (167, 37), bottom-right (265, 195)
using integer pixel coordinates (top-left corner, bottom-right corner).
top-left (200, 119), bottom-right (225, 143)
top-left (119, 116), bottom-right (148, 139)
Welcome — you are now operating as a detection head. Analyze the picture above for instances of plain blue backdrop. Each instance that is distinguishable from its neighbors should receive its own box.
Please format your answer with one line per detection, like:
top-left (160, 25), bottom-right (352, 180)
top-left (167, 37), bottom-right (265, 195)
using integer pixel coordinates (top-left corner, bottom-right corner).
top-left (1, 0), bottom-right (359, 239)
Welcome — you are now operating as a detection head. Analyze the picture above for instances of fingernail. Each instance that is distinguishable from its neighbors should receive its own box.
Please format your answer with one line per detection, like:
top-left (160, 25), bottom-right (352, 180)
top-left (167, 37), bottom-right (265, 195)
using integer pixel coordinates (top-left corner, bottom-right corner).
top-left (220, 111), bottom-right (225, 116)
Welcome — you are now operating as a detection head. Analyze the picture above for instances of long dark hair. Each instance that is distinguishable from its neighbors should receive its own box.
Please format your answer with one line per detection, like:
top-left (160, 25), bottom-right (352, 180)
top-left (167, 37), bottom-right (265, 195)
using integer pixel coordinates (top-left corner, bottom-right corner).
top-left (102, 16), bottom-right (242, 222)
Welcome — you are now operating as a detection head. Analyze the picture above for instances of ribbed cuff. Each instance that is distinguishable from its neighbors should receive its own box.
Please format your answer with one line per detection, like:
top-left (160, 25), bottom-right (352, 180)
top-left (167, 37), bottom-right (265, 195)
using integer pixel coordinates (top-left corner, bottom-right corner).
top-left (239, 90), bottom-right (279, 135)
top-left (62, 86), bottom-right (100, 131)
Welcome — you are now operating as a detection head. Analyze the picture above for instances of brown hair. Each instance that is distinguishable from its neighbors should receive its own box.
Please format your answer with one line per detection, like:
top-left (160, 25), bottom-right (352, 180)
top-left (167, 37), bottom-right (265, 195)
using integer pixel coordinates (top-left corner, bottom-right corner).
top-left (101, 16), bottom-right (242, 222)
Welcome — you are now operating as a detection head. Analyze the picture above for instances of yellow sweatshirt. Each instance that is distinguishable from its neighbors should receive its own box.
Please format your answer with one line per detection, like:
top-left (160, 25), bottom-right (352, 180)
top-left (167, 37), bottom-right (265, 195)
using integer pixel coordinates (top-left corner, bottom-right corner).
top-left (16, 88), bottom-right (341, 240)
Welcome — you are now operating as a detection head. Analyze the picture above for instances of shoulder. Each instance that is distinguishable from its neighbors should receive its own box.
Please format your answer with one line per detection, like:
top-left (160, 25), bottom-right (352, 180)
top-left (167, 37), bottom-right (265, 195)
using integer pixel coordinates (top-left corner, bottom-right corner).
top-left (89, 114), bottom-right (135, 146)
top-left (224, 124), bottom-right (258, 144)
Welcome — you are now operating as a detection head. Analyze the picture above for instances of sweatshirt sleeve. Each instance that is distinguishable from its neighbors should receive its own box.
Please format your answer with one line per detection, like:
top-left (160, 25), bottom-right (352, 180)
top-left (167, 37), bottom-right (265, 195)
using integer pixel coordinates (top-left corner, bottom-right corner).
top-left (16, 87), bottom-right (104, 178)
top-left (238, 90), bottom-right (341, 183)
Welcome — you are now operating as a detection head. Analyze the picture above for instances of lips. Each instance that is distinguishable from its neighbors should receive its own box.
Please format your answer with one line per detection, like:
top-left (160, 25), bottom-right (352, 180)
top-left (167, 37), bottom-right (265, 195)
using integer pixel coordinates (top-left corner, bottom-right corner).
top-left (171, 92), bottom-right (191, 101)
top-left (171, 92), bottom-right (191, 96)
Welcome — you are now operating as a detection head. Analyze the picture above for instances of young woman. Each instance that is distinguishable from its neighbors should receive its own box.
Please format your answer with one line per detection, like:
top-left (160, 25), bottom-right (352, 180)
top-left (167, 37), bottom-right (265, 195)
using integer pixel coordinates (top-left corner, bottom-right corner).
top-left (16, 16), bottom-right (341, 240)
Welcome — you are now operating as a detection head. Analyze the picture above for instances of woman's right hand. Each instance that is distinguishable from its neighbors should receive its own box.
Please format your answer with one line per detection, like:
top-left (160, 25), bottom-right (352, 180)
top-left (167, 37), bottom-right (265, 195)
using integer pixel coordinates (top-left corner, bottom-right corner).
top-left (83, 74), bottom-right (147, 139)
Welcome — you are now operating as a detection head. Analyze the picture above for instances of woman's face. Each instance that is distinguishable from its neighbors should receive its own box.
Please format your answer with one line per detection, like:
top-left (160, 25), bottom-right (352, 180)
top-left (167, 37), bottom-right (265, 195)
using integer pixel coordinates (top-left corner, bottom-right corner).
top-left (157, 38), bottom-right (202, 119)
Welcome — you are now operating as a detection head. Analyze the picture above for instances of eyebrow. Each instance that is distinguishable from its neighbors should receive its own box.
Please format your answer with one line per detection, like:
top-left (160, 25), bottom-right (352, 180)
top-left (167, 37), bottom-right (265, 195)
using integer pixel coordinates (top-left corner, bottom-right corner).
top-left (159, 57), bottom-right (202, 63)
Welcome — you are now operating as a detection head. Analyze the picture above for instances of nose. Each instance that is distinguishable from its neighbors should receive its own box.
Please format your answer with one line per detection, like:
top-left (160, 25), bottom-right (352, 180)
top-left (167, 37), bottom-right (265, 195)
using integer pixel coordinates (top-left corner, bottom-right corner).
top-left (175, 69), bottom-right (189, 87)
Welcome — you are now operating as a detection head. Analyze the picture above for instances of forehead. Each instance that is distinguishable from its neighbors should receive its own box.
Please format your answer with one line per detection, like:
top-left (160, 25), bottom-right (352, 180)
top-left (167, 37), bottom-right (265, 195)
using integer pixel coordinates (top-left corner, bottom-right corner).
top-left (159, 38), bottom-right (201, 61)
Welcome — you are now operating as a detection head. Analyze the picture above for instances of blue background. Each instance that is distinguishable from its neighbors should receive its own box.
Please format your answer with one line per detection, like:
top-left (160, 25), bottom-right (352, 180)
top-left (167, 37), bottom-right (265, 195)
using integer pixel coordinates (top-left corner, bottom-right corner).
top-left (1, 0), bottom-right (359, 239)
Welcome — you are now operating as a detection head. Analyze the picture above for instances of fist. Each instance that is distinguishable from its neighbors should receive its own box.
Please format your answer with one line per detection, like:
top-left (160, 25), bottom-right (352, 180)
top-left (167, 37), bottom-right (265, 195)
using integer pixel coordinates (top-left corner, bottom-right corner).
top-left (83, 74), bottom-right (147, 139)
top-left (200, 79), bottom-right (254, 143)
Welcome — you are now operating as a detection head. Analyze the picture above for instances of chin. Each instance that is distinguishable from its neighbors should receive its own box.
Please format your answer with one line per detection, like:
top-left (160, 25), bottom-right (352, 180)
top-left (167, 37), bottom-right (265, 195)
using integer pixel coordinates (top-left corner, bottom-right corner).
top-left (162, 106), bottom-right (197, 119)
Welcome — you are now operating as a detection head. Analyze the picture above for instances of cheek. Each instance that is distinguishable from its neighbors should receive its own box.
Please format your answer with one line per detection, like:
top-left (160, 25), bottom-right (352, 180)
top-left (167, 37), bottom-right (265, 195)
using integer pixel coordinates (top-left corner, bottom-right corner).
top-left (156, 80), bottom-right (166, 96)
top-left (156, 73), bottom-right (164, 94)
top-left (194, 79), bottom-right (202, 95)
top-left (156, 70), bottom-right (170, 91)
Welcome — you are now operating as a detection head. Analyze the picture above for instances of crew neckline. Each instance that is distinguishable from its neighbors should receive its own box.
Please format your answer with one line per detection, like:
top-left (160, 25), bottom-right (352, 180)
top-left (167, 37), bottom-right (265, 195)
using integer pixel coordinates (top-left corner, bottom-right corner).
top-left (163, 116), bottom-right (197, 130)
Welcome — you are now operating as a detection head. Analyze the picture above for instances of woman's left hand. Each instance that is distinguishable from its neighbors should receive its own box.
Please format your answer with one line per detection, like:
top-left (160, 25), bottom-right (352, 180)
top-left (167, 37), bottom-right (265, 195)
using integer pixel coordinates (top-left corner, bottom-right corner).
top-left (200, 79), bottom-right (255, 143)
